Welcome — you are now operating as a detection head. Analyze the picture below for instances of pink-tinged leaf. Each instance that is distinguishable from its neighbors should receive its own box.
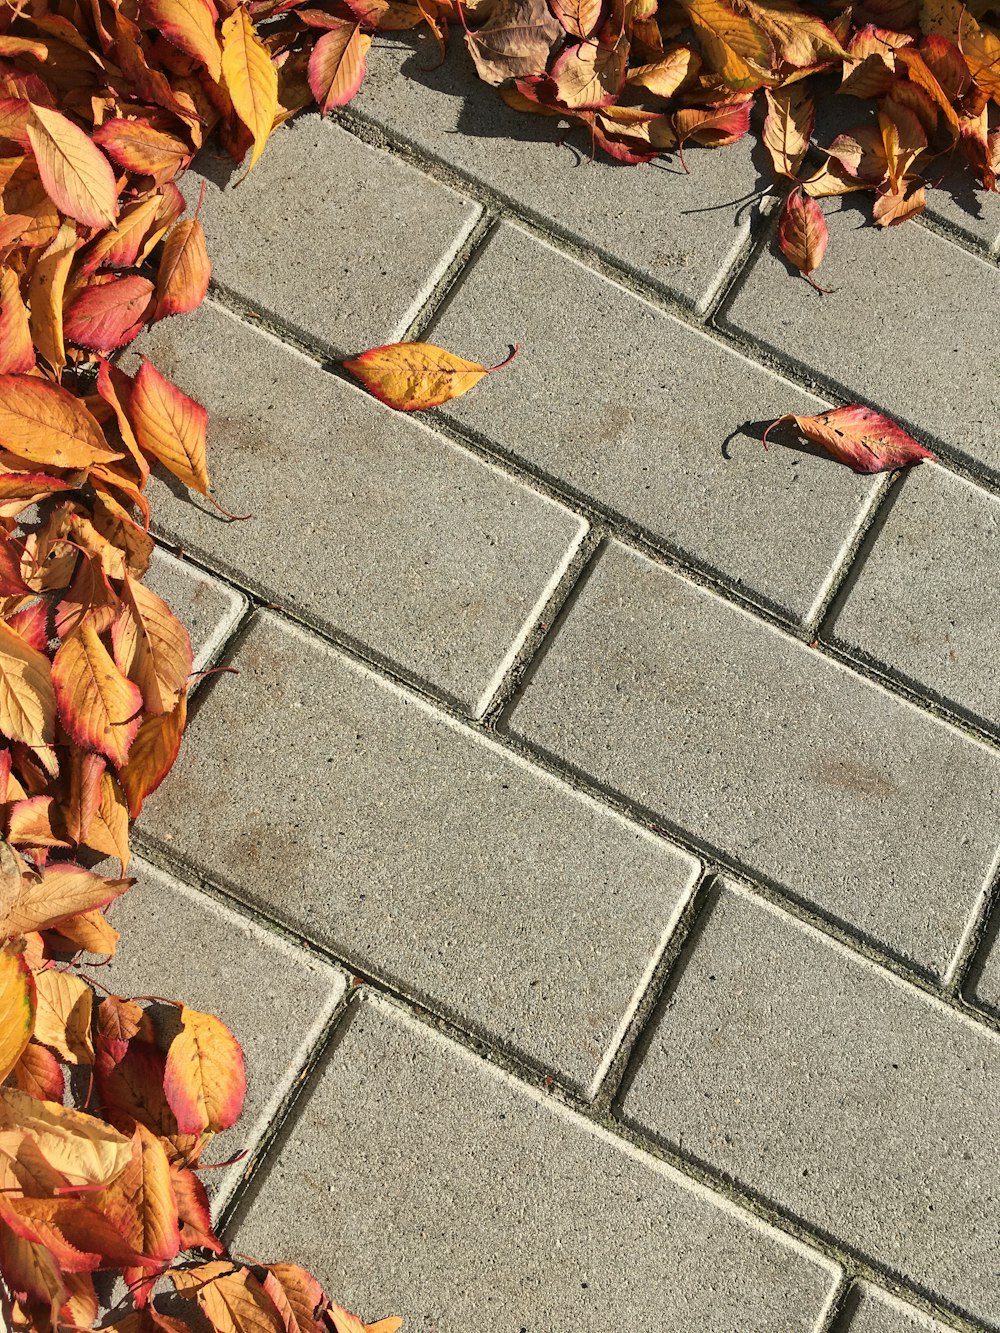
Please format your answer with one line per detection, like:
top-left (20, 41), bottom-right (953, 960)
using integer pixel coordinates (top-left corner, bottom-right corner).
top-left (776, 186), bottom-right (830, 293)
top-left (545, 37), bottom-right (627, 109)
top-left (26, 103), bottom-right (119, 230)
top-left (763, 405), bottom-right (936, 474)
top-left (51, 623), bottom-right (144, 769)
top-left (92, 119), bottom-right (191, 183)
top-left (163, 1006), bottom-right (246, 1135)
top-left (674, 98), bottom-right (752, 149)
top-left (549, 0), bottom-right (603, 39)
top-left (0, 473), bottom-right (75, 519)
top-left (0, 270), bottom-right (34, 374)
top-left (307, 21), bottom-right (373, 112)
top-left (154, 218), bottom-right (211, 320)
top-left (63, 276), bottom-right (155, 354)
top-left (129, 360), bottom-right (209, 495)
top-left (141, 0), bottom-right (223, 82)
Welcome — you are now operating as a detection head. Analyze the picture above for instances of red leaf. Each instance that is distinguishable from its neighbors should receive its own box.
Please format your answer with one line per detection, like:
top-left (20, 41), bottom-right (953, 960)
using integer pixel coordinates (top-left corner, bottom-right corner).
top-left (776, 186), bottom-right (830, 293)
top-left (763, 405), bottom-right (936, 474)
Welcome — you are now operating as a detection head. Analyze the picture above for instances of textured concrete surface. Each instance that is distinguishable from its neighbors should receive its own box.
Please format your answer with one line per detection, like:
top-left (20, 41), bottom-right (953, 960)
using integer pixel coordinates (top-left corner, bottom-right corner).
top-left (844, 1283), bottom-right (959, 1333)
top-left (104, 859), bottom-right (344, 1208)
top-left (506, 540), bottom-right (1000, 975)
top-left (233, 996), bottom-right (839, 1332)
top-left (128, 300), bottom-right (584, 713)
top-left (124, 38), bottom-right (1000, 1332)
top-left (825, 465), bottom-right (1000, 730)
top-left (621, 882), bottom-right (1000, 1326)
top-left (185, 117), bottom-right (480, 355)
top-left (139, 611), bottom-right (700, 1096)
top-left (430, 221), bottom-right (877, 622)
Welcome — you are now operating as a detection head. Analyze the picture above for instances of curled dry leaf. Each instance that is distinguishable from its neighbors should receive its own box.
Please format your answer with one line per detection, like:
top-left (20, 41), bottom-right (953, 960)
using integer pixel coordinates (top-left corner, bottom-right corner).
top-left (343, 340), bottom-right (519, 410)
top-left (776, 186), bottom-right (831, 293)
top-left (764, 405), bottom-right (937, 473)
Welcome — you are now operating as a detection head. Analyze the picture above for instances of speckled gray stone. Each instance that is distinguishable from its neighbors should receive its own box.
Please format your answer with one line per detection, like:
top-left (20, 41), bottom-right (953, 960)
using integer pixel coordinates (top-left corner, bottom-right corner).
top-left (127, 299), bottom-right (585, 714)
top-left (352, 35), bottom-right (766, 313)
top-left (506, 540), bottom-right (1000, 975)
top-left (719, 200), bottom-right (1000, 477)
top-left (844, 1282), bottom-right (959, 1333)
top-left (621, 882), bottom-right (1000, 1327)
top-left (233, 995), bottom-right (839, 1331)
top-left (103, 858), bottom-right (344, 1209)
top-left (825, 465), bottom-right (1000, 731)
top-left (430, 220), bottom-right (877, 623)
top-left (138, 611), bottom-right (700, 1096)
top-left (184, 116), bottom-right (479, 354)
top-left (144, 546), bottom-right (246, 672)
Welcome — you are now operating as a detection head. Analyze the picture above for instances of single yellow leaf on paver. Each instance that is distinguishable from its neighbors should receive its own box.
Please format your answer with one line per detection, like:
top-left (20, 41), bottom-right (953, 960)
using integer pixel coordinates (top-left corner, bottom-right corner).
top-left (221, 8), bottom-right (279, 173)
top-left (342, 340), bottom-right (518, 410)
top-left (0, 620), bottom-right (56, 749)
top-left (0, 943), bottom-right (35, 1082)
top-left (26, 102), bottom-right (119, 229)
top-left (51, 623), bottom-right (144, 769)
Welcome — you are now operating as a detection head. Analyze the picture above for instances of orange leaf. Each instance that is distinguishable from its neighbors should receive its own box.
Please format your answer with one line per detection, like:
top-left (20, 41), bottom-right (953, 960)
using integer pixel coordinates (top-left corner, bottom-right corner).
top-left (0, 619), bottom-right (56, 749)
top-left (13, 1039), bottom-right (64, 1102)
top-left (308, 21), bottom-right (373, 113)
top-left (93, 118), bottom-right (191, 181)
top-left (154, 217), bottom-right (211, 320)
top-left (64, 275), bottom-right (156, 353)
top-left (130, 359), bottom-right (210, 495)
top-left (342, 340), bottom-right (517, 410)
top-left (48, 907), bottom-right (119, 956)
top-left (0, 472), bottom-right (76, 519)
top-left (26, 102), bottom-right (119, 229)
top-left (27, 217), bottom-right (78, 375)
top-left (763, 83), bottom-right (814, 178)
top-left (51, 623), bottom-right (144, 768)
top-left (0, 941), bottom-right (35, 1082)
top-left (0, 861), bottom-right (130, 938)
top-left (221, 7), bottom-right (279, 173)
top-left (143, 0), bottom-right (223, 82)
top-left (763, 405), bottom-right (937, 474)
top-left (84, 769), bottom-right (131, 870)
top-left (0, 374), bottom-right (118, 469)
top-left (101, 1123), bottom-right (181, 1267)
top-left (33, 968), bottom-right (94, 1065)
top-left (0, 270), bottom-right (34, 374)
top-left (112, 572), bottom-right (193, 716)
top-left (776, 186), bottom-right (830, 293)
top-left (163, 1005), bottom-right (246, 1135)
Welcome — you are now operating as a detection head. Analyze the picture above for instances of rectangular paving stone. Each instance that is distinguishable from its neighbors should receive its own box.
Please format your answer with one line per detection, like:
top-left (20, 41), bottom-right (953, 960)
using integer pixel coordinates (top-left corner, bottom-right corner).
top-left (824, 465), bottom-right (1000, 732)
top-left (185, 116), bottom-right (479, 355)
top-left (233, 994), bottom-right (839, 1331)
top-left (431, 221), bottom-right (878, 623)
top-left (103, 858), bottom-right (345, 1208)
top-left (843, 1283), bottom-right (958, 1333)
top-left (505, 540), bottom-right (1000, 975)
top-left (620, 882), bottom-right (1000, 1326)
top-left (352, 37), bottom-right (764, 313)
top-left (138, 610), bottom-right (700, 1098)
top-left (127, 300), bottom-right (585, 714)
top-left (144, 546), bottom-right (246, 673)
top-left (719, 199), bottom-right (1000, 477)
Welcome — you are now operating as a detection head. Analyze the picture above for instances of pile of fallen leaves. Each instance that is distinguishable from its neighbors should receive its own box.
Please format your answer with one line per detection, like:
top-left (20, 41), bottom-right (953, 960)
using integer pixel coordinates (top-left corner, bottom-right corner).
top-left (0, 0), bottom-right (408, 1329)
top-left (286, 0), bottom-right (1000, 288)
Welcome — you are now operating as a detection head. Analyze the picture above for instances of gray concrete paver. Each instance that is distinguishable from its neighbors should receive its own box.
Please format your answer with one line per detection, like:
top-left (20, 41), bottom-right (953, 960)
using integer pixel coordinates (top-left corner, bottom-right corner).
top-left (103, 858), bottom-right (345, 1208)
top-left (845, 1282), bottom-right (959, 1332)
top-left (184, 117), bottom-right (480, 355)
top-left (719, 199), bottom-right (1000, 477)
top-left (144, 546), bottom-right (247, 673)
top-left (352, 37), bottom-right (765, 313)
top-left (128, 299), bottom-right (585, 715)
top-left (505, 539), bottom-right (1000, 976)
top-left (620, 881), bottom-right (1000, 1326)
top-left (138, 610), bottom-right (700, 1097)
top-left (233, 993), bottom-right (840, 1332)
top-left (824, 465), bottom-right (1000, 731)
top-left (430, 221), bottom-right (878, 623)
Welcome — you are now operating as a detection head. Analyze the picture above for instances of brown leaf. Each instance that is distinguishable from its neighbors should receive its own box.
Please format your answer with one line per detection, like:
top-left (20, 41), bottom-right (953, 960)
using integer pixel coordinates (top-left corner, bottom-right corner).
top-left (763, 82), bottom-right (814, 175)
top-left (464, 0), bottom-right (563, 86)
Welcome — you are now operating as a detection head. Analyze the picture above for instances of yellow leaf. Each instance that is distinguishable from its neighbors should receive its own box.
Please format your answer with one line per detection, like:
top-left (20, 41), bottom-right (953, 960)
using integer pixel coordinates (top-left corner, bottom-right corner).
top-left (83, 770), bottom-right (131, 870)
top-left (342, 340), bottom-right (517, 410)
top-left (163, 1005), bottom-right (246, 1135)
top-left (26, 102), bottom-right (119, 229)
top-left (0, 619), bottom-right (56, 749)
top-left (221, 8), bottom-right (279, 173)
top-left (0, 859), bottom-right (130, 940)
top-left (0, 1086), bottom-right (132, 1186)
top-left (0, 942), bottom-right (35, 1082)
top-left (677, 0), bottom-right (773, 90)
top-left (52, 623), bottom-right (144, 769)
top-left (33, 968), bottom-right (93, 1065)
